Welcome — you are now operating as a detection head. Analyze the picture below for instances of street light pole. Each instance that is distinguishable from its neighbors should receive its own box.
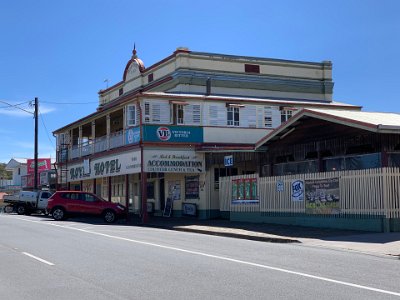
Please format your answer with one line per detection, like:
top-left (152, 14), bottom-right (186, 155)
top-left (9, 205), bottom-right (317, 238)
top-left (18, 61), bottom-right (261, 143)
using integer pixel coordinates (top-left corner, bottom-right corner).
top-left (34, 97), bottom-right (38, 191)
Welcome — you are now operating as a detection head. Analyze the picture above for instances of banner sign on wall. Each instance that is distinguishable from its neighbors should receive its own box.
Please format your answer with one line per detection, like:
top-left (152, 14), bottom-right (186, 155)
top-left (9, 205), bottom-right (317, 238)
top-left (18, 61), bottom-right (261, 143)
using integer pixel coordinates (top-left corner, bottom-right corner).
top-left (305, 178), bottom-right (340, 214)
top-left (144, 150), bottom-right (205, 173)
top-left (27, 158), bottom-right (51, 174)
top-left (68, 150), bottom-right (141, 181)
top-left (143, 125), bottom-right (203, 143)
top-left (232, 178), bottom-right (258, 204)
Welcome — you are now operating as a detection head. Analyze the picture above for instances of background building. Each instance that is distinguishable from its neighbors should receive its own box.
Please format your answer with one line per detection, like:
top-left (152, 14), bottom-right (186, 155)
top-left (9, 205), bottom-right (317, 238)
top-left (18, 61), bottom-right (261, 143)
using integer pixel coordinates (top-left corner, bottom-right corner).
top-left (6, 158), bottom-right (27, 188)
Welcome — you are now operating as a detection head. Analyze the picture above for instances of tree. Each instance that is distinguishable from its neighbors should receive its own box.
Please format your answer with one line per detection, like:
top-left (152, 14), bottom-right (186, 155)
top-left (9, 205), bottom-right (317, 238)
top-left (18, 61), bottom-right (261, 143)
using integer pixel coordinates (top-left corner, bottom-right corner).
top-left (0, 163), bottom-right (12, 180)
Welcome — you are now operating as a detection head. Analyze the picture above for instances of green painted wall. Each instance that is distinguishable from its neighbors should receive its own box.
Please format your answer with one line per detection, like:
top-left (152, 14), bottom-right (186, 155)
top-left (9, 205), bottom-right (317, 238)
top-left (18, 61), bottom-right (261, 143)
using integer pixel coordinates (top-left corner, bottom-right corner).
top-left (230, 212), bottom-right (391, 232)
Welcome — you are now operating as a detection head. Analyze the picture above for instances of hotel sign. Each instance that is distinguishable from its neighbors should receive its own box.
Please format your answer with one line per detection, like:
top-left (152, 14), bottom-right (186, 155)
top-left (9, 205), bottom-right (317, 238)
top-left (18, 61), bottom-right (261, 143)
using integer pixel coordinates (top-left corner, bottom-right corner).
top-left (68, 150), bottom-right (141, 181)
top-left (144, 150), bottom-right (205, 173)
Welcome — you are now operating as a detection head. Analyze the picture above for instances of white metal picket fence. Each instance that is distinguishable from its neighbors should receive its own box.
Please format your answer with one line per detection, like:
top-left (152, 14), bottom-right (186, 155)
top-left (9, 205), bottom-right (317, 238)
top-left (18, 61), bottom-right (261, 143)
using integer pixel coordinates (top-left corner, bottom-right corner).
top-left (219, 168), bottom-right (400, 218)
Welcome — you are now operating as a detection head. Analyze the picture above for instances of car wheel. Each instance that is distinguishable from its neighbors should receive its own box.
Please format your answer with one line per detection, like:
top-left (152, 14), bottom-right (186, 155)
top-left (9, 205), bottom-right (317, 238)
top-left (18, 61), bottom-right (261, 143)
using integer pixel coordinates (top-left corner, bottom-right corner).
top-left (103, 210), bottom-right (116, 223)
top-left (4, 205), bottom-right (14, 214)
top-left (16, 205), bottom-right (26, 215)
top-left (52, 207), bottom-right (65, 221)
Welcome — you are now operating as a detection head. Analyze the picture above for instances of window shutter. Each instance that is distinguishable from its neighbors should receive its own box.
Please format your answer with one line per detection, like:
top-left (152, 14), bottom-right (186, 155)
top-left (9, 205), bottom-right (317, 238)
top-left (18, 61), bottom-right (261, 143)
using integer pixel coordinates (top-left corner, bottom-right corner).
top-left (264, 107), bottom-right (273, 128)
top-left (184, 104), bottom-right (201, 125)
top-left (209, 104), bottom-right (226, 126)
top-left (271, 107), bottom-right (281, 128)
top-left (241, 106), bottom-right (256, 128)
top-left (144, 102), bottom-right (151, 123)
top-left (257, 106), bottom-right (264, 128)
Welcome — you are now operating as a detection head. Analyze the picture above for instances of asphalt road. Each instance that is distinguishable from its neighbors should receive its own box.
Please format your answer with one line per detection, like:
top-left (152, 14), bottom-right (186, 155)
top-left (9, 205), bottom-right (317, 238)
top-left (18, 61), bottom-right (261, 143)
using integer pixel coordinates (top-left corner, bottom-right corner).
top-left (0, 214), bottom-right (399, 300)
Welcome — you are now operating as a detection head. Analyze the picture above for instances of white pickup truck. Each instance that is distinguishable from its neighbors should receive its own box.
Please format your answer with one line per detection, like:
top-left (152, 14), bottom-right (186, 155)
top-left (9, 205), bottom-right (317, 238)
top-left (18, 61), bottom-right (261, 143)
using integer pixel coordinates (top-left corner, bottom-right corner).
top-left (3, 190), bottom-right (53, 215)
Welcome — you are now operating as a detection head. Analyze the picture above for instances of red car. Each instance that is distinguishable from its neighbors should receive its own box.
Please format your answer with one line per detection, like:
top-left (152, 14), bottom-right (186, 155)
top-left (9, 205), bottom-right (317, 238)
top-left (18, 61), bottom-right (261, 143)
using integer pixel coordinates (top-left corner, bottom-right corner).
top-left (47, 191), bottom-right (126, 223)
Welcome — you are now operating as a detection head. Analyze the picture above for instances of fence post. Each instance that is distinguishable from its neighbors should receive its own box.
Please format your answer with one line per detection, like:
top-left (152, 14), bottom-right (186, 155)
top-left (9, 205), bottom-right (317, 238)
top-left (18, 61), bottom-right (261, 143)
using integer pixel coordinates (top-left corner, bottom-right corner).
top-left (382, 168), bottom-right (390, 232)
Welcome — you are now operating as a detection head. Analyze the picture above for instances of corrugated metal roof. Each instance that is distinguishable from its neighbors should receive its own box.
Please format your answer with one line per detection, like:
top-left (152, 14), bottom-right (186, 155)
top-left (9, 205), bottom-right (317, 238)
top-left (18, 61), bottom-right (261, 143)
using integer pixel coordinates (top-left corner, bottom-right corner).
top-left (255, 108), bottom-right (400, 149)
top-left (307, 108), bottom-right (400, 127)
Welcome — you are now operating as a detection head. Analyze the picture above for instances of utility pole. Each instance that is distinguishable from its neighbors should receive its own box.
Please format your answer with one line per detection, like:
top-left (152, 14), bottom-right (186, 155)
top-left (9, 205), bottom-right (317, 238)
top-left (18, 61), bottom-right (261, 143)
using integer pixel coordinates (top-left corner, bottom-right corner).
top-left (34, 97), bottom-right (38, 191)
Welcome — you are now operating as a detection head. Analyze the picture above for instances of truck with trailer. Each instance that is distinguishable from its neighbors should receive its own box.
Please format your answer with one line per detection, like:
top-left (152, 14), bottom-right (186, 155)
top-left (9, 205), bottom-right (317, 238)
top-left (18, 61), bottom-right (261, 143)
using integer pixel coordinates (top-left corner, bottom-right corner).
top-left (3, 190), bottom-right (53, 215)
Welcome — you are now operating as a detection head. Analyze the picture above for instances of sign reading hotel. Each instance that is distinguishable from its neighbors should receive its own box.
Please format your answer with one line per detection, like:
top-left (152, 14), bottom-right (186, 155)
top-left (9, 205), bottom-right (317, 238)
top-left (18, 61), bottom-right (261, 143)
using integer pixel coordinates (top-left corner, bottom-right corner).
top-left (68, 151), bottom-right (141, 181)
top-left (27, 158), bottom-right (51, 174)
top-left (143, 125), bottom-right (203, 143)
top-left (144, 150), bottom-right (205, 173)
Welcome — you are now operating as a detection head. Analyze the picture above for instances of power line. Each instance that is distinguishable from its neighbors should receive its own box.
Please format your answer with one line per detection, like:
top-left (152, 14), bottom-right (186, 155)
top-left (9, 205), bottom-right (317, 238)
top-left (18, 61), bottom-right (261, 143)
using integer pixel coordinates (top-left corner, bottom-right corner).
top-left (0, 100), bottom-right (34, 114)
top-left (38, 108), bottom-right (56, 151)
top-left (0, 100), bottom-right (31, 109)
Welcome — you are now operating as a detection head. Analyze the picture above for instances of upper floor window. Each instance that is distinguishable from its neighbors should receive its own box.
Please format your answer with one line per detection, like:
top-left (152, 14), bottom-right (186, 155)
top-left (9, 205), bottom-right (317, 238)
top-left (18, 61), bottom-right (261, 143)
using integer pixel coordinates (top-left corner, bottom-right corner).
top-left (281, 109), bottom-right (294, 123)
top-left (227, 106), bottom-right (240, 126)
top-left (171, 102), bottom-right (201, 125)
top-left (126, 104), bottom-right (136, 126)
top-left (176, 104), bottom-right (184, 125)
top-left (245, 64), bottom-right (260, 73)
top-left (143, 100), bottom-right (170, 124)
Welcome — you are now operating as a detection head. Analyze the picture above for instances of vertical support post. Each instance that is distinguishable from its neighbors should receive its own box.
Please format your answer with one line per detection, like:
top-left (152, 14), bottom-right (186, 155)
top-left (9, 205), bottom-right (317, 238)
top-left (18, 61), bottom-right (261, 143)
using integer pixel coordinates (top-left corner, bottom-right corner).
top-left (93, 178), bottom-right (96, 194)
top-left (108, 176), bottom-right (112, 202)
top-left (125, 174), bottom-right (130, 222)
top-left (34, 97), bottom-right (38, 191)
top-left (91, 120), bottom-right (96, 154)
top-left (139, 102), bottom-right (148, 223)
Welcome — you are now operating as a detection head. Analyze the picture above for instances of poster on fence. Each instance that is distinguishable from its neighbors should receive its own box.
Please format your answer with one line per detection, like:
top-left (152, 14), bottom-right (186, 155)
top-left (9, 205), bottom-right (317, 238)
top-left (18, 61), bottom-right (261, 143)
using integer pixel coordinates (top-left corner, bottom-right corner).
top-left (232, 178), bottom-right (259, 204)
top-left (291, 180), bottom-right (304, 201)
top-left (305, 178), bottom-right (340, 214)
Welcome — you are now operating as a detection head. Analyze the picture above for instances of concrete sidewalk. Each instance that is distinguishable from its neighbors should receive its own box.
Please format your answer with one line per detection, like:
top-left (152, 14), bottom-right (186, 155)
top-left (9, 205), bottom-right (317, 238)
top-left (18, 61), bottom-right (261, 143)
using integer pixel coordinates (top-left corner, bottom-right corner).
top-left (129, 215), bottom-right (400, 258)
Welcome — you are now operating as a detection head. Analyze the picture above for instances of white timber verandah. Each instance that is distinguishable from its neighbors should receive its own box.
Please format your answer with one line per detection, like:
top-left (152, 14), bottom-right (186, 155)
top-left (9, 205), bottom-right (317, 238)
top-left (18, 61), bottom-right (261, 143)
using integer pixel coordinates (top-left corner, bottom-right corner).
top-left (219, 168), bottom-right (400, 222)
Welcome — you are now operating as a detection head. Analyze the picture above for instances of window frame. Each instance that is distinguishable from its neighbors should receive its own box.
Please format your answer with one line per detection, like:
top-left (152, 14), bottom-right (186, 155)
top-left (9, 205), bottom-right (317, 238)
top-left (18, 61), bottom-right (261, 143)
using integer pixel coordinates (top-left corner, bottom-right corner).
top-left (126, 104), bottom-right (137, 127)
top-left (227, 106), bottom-right (240, 126)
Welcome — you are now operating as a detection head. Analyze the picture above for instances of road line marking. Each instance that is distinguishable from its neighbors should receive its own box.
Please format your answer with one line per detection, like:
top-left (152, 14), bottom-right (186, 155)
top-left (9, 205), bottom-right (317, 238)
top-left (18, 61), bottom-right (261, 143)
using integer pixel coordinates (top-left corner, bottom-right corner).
top-left (11, 216), bottom-right (400, 297)
top-left (22, 252), bottom-right (54, 266)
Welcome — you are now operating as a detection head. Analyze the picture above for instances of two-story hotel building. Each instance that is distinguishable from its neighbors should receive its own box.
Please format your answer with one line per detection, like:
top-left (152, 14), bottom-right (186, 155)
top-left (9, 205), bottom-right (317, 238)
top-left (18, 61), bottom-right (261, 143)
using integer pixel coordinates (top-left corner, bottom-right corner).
top-left (53, 47), bottom-right (360, 219)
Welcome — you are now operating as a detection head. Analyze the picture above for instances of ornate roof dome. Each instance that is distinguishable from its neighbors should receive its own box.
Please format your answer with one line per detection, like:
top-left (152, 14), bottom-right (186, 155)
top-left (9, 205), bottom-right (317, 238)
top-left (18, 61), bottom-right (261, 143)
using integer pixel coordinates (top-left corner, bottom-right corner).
top-left (123, 45), bottom-right (145, 81)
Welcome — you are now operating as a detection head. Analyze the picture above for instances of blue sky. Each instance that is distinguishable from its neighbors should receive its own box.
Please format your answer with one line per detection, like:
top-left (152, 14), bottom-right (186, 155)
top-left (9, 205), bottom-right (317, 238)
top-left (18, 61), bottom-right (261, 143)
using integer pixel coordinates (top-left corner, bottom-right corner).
top-left (0, 0), bottom-right (399, 163)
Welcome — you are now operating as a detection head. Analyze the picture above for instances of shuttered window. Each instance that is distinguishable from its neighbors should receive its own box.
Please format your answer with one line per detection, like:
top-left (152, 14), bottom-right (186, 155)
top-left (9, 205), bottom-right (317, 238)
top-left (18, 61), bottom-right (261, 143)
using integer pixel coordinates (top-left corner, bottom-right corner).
top-left (143, 100), bottom-right (171, 124)
top-left (183, 104), bottom-right (201, 125)
top-left (240, 106), bottom-right (256, 128)
top-left (208, 104), bottom-right (226, 126)
top-left (263, 106), bottom-right (281, 128)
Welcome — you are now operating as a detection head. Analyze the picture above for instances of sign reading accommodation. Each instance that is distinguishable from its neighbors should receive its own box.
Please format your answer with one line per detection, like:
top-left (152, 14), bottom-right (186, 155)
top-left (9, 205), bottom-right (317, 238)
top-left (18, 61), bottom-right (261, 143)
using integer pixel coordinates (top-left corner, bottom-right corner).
top-left (144, 150), bottom-right (205, 173)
